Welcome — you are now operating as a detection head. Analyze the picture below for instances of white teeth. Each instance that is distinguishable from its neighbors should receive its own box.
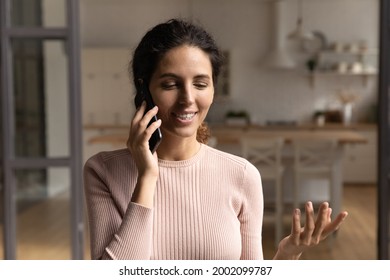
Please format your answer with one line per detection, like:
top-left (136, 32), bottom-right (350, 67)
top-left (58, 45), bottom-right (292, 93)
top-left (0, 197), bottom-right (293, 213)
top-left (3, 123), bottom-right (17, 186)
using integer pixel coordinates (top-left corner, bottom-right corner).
top-left (176, 113), bottom-right (195, 120)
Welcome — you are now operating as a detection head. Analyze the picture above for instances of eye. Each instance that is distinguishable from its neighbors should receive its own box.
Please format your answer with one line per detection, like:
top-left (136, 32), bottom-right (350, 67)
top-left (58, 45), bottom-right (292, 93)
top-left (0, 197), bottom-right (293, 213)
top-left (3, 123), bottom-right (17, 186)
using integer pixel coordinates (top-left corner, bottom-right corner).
top-left (194, 82), bottom-right (208, 90)
top-left (161, 81), bottom-right (179, 90)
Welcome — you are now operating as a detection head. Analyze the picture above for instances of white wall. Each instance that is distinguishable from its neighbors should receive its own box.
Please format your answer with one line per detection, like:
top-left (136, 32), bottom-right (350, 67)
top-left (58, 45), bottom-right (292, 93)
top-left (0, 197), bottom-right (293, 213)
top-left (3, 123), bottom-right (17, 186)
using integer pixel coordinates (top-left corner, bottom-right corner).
top-left (80, 0), bottom-right (379, 125)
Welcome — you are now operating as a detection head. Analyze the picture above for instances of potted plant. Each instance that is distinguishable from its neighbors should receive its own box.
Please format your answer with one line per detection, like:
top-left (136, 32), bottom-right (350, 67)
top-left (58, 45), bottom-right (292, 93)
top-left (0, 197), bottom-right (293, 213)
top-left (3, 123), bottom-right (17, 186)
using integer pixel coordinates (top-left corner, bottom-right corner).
top-left (225, 110), bottom-right (250, 126)
top-left (313, 110), bottom-right (326, 126)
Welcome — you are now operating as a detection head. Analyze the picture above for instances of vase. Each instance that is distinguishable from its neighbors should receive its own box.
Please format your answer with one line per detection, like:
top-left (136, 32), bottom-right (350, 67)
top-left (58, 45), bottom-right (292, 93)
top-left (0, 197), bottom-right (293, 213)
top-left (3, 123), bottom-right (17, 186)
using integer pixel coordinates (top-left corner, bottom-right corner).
top-left (342, 103), bottom-right (353, 126)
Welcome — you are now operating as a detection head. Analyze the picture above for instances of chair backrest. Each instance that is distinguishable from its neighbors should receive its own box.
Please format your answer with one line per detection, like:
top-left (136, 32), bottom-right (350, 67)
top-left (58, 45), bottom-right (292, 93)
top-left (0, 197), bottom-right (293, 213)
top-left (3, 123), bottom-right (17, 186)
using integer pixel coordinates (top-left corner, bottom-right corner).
top-left (292, 138), bottom-right (338, 169)
top-left (240, 136), bottom-right (284, 177)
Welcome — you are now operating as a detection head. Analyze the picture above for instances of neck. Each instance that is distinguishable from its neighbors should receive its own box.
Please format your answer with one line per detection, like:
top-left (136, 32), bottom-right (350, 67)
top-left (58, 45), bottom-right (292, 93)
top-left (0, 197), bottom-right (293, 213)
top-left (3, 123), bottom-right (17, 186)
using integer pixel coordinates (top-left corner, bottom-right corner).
top-left (156, 135), bottom-right (201, 161)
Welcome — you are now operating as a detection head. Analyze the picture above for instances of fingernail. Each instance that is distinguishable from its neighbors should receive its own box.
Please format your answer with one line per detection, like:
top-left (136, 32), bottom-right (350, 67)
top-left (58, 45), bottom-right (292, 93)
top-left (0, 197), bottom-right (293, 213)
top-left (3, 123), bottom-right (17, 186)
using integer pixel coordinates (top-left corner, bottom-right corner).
top-left (324, 201), bottom-right (329, 207)
top-left (295, 209), bottom-right (301, 215)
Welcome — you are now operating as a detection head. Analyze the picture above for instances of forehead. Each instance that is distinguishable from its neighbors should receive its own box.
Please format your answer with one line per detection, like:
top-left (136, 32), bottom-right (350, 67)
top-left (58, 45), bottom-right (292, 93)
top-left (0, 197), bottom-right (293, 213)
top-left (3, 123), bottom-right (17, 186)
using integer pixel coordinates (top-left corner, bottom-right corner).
top-left (155, 45), bottom-right (212, 75)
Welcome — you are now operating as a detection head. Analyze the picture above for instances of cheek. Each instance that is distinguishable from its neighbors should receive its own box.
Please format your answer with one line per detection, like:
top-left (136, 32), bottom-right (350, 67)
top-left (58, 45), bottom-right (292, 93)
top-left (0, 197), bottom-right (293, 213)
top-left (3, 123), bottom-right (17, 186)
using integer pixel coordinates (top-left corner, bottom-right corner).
top-left (154, 97), bottom-right (174, 119)
top-left (199, 92), bottom-right (214, 111)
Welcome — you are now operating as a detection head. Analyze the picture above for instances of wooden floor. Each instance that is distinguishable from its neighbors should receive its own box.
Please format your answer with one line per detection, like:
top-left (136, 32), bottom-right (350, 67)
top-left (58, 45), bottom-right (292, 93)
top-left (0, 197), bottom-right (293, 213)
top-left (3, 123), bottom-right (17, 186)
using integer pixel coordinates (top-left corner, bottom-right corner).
top-left (0, 184), bottom-right (377, 260)
top-left (263, 184), bottom-right (377, 260)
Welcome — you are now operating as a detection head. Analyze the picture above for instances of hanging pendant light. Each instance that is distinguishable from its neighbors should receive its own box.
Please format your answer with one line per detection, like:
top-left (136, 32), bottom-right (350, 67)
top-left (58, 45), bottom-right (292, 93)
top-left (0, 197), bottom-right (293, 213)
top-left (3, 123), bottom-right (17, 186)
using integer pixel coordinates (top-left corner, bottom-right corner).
top-left (287, 0), bottom-right (314, 41)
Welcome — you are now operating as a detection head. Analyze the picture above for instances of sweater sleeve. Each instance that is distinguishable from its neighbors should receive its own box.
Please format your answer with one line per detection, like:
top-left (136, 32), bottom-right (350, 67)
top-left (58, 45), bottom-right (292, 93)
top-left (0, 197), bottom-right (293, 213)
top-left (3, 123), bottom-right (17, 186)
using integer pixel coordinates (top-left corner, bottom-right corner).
top-left (83, 153), bottom-right (153, 260)
top-left (239, 161), bottom-right (264, 260)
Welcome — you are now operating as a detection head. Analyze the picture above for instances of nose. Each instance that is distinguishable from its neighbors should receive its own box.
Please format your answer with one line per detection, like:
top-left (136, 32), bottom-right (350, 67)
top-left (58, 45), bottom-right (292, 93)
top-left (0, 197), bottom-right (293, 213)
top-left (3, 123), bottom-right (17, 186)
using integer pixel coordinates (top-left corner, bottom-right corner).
top-left (178, 83), bottom-right (195, 105)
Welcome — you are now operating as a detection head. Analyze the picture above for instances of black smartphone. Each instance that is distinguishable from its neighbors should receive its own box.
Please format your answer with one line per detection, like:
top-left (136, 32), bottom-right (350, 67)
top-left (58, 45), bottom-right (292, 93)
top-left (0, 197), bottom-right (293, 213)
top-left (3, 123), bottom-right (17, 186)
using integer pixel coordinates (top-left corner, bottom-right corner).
top-left (134, 82), bottom-right (162, 153)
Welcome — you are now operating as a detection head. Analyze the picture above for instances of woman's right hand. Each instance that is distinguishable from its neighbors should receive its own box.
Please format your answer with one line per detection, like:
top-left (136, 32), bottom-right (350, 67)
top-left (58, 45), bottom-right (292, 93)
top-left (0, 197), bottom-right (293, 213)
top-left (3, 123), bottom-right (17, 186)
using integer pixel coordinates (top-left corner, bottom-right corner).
top-left (127, 101), bottom-right (161, 179)
top-left (127, 101), bottom-right (162, 208)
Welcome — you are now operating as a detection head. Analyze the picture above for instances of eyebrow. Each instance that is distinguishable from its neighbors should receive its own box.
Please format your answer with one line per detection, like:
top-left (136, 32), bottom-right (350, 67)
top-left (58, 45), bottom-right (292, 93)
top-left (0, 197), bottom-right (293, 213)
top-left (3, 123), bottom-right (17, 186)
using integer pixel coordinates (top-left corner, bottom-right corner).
top-left (159, 73), bottom-right (211, 80)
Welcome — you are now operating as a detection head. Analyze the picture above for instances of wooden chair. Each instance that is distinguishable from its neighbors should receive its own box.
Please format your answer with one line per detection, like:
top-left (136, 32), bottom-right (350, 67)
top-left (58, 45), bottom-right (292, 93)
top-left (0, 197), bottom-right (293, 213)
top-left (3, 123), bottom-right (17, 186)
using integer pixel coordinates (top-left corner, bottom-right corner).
top-left (240, 136), bottom-right (285, 246)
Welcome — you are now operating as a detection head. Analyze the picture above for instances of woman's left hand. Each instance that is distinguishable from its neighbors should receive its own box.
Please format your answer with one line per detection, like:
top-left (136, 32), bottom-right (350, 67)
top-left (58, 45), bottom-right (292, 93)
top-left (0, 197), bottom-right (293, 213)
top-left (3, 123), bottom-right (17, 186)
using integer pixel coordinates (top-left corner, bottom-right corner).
top-left (274, 201), bottom-right (348, 260)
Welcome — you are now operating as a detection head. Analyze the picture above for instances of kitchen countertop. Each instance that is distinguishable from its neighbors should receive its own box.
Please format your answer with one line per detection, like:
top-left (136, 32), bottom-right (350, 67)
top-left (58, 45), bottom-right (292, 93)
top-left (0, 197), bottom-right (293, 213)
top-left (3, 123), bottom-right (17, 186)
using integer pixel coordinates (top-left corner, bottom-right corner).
top-left (209, 123), bottom-right (371, 145)
top-left (84, 122), bottom-right (374, 146)
top-left (209, 122), bottom-right (377, 131)
top-left (83, 122), bottom-right (377, 131)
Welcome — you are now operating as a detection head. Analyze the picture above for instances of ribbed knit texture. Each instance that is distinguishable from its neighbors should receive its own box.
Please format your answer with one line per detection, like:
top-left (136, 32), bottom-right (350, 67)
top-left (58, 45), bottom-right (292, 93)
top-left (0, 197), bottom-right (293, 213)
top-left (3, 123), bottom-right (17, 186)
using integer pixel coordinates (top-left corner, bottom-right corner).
top-left (84, 144), bottom-right (264, 260)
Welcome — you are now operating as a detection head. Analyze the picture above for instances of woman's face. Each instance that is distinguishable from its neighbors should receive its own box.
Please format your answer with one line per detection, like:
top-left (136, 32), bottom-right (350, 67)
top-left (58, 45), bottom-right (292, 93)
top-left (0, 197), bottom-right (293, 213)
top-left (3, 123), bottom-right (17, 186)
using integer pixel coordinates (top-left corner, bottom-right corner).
top-left (149, 45), bottom-right (214, 141)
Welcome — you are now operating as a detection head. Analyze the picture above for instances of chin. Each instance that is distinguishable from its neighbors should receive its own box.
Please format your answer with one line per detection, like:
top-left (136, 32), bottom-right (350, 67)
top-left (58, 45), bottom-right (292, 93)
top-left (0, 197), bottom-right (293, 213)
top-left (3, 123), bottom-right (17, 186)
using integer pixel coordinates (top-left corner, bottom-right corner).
top-left (163, 126), bottom-right (198, 140)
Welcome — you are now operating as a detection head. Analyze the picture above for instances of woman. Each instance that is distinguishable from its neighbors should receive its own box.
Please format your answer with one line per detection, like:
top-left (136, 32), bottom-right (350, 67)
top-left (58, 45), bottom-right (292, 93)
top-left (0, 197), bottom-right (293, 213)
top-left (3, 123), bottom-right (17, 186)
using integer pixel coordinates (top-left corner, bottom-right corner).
top-left (83, 18), bottom-right (348, 260)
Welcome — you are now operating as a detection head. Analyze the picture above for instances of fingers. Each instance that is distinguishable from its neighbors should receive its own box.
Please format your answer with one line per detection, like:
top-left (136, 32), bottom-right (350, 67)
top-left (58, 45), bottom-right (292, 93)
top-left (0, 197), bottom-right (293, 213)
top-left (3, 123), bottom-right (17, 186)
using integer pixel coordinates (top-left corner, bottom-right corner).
top-left (284, 201), bottom-right (348, 258)
top-left (131, 101), bottom-right (158, 129)
top-left (322, 211), bottom-right (348, 236)
top-left (301, 201), bottom-right (315, 245)
top-left (139, 106), bottom-right (159, 129)
top-left (132, 101), bottom-right (147, 124)
top-left (128, 102), bottom-right (161, 151)
top-left (290, 208), bottom-right (302, 246)
top-left (304, 202), bottom-right (348, 243)
top-left (139, 106), bottom-right (161, 148)
top-left (129, 102), bottom-right (147, 145)
top-left (311, 202), bottom-right (330, 243)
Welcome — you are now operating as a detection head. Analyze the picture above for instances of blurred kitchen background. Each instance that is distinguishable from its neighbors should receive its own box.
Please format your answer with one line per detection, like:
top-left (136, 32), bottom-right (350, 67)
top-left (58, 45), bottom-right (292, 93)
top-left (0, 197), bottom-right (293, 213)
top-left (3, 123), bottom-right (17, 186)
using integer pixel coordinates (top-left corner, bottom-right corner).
top-left (1, 0), bottom-right (389, 260)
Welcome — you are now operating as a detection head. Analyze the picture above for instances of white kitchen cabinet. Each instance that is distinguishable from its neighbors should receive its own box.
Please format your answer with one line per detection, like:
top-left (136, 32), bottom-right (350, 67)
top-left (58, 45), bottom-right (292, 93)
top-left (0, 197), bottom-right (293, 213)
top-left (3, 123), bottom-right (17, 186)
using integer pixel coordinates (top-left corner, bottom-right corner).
top-left (81, 48), bottom-right (134, 126)
top-left (342, 128), bottom-right (377, 184)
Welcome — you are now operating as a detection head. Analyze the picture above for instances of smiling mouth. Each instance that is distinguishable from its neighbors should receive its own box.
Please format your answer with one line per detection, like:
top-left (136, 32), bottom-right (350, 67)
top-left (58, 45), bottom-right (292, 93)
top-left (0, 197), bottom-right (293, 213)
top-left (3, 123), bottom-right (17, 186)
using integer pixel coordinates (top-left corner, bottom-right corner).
top-left (173, 112), bottom-right (196, 121)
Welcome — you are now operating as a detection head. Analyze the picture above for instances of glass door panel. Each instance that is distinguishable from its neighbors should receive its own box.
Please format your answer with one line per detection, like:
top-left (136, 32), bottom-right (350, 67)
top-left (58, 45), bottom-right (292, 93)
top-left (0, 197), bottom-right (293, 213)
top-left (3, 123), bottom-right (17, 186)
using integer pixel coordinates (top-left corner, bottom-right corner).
top-left (15, 167), bottom-right (71, 259)
top-left (11, 39), bottom-right (70, 158)
top-left (11, 0), bottom-right (66, 27)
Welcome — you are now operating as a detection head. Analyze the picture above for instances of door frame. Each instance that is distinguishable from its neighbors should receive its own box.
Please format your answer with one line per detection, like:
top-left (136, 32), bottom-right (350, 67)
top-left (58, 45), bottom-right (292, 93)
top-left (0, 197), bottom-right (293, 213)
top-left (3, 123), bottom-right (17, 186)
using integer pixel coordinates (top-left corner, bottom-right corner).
top-left (378, 0), bottom-right (390, 260)
top-left (0, 0), bottom-right (84, 259)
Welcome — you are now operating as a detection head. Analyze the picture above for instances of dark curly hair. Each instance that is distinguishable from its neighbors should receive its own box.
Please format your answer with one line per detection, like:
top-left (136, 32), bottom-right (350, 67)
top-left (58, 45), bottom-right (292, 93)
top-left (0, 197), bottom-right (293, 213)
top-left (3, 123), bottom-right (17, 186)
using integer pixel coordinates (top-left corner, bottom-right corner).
top-left (130, 18), bottom-right (224, 143)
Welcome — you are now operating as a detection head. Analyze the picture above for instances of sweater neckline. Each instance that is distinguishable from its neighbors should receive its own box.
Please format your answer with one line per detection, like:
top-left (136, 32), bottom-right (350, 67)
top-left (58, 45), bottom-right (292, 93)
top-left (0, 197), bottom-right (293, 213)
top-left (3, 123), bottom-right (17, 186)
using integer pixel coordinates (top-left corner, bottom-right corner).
top-left (158, 143), bottom-right (206, 168)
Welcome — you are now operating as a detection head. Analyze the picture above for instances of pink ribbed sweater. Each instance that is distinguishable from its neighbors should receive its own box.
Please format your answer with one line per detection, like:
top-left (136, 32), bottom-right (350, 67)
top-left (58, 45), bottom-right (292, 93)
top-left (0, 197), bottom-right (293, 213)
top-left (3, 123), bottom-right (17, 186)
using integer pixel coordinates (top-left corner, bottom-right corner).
top-left (83, 144), bottom-right (264, 260)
